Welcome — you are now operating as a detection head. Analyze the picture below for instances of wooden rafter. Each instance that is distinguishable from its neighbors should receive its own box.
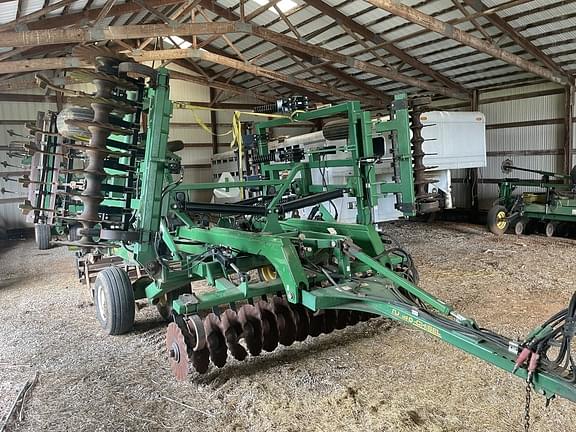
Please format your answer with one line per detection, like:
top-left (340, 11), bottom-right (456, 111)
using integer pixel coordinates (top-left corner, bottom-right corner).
top-left (196, 1), bottom-right (464, 99)
top-left (23, 0), bottom-right (183, 30)
top-left (0, 0), bottom-right (75, 32)
top-left (91, 0), bottom-right (118, 27)
top-left (282, 47), bottom-right (390, 102)
top-left (134, 0), bottom-right (176, 26)
top-left (450, 0), bottom-right (493, 42)
top-left (130, 48), bottom-right (387, 106)
top-left (365, 0), bottom-right (572, 86)
top-left (138, 2), bottom-right (199, 49)
top-left (343, 0), bottom-right (533, 60)
top-left (461, 0), bottom-right (571, 79)
top-left (0, 21), bottom-right (469, 99)
top-left (301, 0), bottom-right (468, 93)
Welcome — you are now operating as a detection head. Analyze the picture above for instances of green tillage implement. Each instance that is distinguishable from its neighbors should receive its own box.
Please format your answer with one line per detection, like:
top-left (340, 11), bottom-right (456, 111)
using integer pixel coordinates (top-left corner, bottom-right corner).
top-left (69, 66), bottom-right (576, 407)
top-left (488, 160), bottom-right (576, 236)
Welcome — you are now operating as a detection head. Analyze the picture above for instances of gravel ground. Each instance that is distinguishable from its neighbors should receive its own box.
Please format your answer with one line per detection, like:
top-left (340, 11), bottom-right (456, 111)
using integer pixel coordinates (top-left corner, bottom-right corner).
top-left (1, 221), bottom-right (576, 432)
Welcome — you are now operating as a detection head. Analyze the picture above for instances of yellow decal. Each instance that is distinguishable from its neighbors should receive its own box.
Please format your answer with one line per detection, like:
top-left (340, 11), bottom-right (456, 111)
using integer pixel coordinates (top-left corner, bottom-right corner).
top-left (391, 308), bottom-right (441, 338)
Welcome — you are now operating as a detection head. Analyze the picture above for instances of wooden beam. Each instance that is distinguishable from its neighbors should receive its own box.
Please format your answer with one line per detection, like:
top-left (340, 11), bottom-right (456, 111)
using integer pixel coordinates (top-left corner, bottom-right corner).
top-left (450, 0), bottom-right (493, 42)
top-left (302, 0), bottom-right (468, 94)
top-left (0, 22), bottom-right (240, 48)
top-left (209, 87), bottom-right (219, 154)
top-left (251, 26), bottom-right (469, 99)
top-left (0, 120), bottom-right (32, 125)
top-left (284, 46), bottom-right (390, 103)
top-left (0, 0), bottom-right (75, 32)
top-left (245, 0), bottom-right (281, 21)
top-left (469, 89), bottom-right (479, 211)
top-left (168, 70), bottom-right (277, 103)
top-left (131, 48), bottom-right (386, 106)
top-left (200, 0), bottom-right (393, 103)
top-left (564, 85), bottom-right (575, 174)
top-left (365, 0), bottom-right (571, 86)
top-left (462, 0), bottom-right (570, 79)
top-left (0, 59), bottom-right (275, 104)
top-left (91, 0), bottom-right (117, 27)
top-left (0, 21), bottom-right (468, 99)
top-left (0, 93), bottom-right (59, 103)
top-left (0, 57), bottom-right (91, 74)
top-left (25, 0), bottom-right (183, 30)
top-left (0, 92), bottom-right (261, 109)
top-left (134, 0), bottom-right (176, 26)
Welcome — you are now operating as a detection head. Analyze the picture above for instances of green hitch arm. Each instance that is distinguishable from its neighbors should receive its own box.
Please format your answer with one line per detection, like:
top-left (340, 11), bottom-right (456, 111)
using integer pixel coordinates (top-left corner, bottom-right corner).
top-left (369, 302), bottom-right (576, 403)
top-left (307, 285), bottom-right (576, 403)
top-left (351, 249), bottom-right (453, 315)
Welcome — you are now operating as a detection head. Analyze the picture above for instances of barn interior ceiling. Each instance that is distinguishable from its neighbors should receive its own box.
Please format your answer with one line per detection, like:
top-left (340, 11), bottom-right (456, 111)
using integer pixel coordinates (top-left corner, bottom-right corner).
top-left (0, 0), bottom-right (574, 107)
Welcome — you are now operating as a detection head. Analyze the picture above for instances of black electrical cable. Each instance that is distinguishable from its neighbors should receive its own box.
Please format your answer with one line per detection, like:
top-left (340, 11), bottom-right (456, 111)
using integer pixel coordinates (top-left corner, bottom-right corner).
top-left (319, 154), bottom-right (339, 220)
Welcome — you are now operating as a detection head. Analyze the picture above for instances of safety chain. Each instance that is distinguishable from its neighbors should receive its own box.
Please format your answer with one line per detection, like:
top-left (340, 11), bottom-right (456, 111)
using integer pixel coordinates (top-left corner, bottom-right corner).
top-left (524, 380), bottom-right (532, 432)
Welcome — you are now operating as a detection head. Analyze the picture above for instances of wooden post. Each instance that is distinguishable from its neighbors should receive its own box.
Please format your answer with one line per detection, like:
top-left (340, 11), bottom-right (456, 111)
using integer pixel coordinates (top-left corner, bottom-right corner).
top-left (564, 85), bottom-right (575, 175)
top-left (470, 89), bottom-right (480, 214)
top-left (209, 87), bottom-right (219, 155)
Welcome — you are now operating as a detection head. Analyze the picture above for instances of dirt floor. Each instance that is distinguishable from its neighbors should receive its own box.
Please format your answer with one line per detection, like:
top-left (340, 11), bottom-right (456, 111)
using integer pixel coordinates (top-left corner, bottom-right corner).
top-left (1, 221), bottom-right (576, 432)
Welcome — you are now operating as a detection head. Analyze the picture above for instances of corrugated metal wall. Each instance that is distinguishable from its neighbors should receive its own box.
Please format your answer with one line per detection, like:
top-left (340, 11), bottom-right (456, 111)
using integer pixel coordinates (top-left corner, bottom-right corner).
top-left (0, 98), bottom-right (52, 234)
top-left (478, 83), bottom-right (565, 209)
top-left (167, 64), bottom-right (213, 202)
top-left (433, 82), bottom-right (572, 210)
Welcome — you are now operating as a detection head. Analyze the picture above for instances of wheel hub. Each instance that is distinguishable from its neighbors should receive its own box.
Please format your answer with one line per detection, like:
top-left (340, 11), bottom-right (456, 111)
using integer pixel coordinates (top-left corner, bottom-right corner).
top-left (496, 211), bottom-right (507, 230)
top-left (97, 285), bottom-right (107, 322)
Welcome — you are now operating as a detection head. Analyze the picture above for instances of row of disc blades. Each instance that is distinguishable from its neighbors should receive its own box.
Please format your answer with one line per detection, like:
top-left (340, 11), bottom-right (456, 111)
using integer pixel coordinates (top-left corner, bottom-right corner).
top-left (166, 295), bottom-right (376, 380)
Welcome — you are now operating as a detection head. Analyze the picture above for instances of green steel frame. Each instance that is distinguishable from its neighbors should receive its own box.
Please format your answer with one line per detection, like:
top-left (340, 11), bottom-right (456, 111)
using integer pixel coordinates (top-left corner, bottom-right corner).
top-left (82, 67), bottom-right (576, 403)
top-left (497, 179), bottom-right (576, 224)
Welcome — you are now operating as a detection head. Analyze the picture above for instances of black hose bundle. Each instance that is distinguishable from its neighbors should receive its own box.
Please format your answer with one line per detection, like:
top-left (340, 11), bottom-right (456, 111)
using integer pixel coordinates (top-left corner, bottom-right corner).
top-left (532, 292), bottom-right (576, 381)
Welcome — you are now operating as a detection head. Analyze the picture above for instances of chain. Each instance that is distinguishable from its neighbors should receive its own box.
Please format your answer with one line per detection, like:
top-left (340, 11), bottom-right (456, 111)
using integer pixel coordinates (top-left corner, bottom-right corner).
top-left (524, 380), bottom-right (532, 432)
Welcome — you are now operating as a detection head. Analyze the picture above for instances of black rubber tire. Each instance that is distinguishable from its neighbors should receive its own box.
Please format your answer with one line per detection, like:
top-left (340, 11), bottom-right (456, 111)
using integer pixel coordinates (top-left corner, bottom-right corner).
top-left (514, 220), bottom-right (524, 236)
top-left (545, 221), bottom-right (556, 238)
top-left (35, 223), bottom-right (51, 250)
top-left (94, 267), bottom-right (135, 335)
top-left (487, 205), bottom-right (509, 236)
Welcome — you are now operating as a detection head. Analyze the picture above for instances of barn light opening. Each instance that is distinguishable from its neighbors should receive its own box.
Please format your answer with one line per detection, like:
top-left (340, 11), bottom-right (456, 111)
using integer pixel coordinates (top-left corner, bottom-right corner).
top-left (253, 0), bottom-right (297, 14)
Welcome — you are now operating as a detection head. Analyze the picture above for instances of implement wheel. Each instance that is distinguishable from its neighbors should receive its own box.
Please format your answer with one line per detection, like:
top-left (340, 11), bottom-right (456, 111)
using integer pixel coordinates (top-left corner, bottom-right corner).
top-left (514, 220), bottom-right (525, 236)
top-left (545, 221), bottom-right (556, 238)
top-left (487, 205), bottom-right (509, 236)
top-left (94, 267), bottom-right (135, 335)
top-left (35, 223), bottom-right (51, 250)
